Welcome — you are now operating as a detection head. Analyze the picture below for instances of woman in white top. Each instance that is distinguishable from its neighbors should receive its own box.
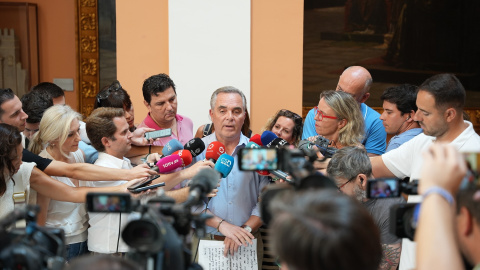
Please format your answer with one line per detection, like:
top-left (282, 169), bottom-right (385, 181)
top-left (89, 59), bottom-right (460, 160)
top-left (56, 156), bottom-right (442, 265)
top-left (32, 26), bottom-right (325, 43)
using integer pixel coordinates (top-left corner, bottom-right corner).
top-left (0, 123), bottom-right (142, 225)
top-left (29, 105), bottom-right (88, 261)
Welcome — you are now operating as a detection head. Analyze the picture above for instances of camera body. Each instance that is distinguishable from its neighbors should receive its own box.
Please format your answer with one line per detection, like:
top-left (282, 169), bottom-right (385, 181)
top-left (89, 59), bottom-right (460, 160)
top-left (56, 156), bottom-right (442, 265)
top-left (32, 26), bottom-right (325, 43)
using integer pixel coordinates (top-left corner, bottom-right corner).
top-left (86, 192), bottom-right (207, 270)
top-left (0, 206), bottom-right (66, 270)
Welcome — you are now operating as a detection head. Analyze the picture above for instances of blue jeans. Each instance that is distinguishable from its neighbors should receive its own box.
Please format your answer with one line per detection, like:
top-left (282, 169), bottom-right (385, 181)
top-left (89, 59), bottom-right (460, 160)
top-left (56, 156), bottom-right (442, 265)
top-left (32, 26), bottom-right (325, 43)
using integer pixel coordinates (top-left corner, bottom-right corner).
top-left (66, 240), bottom-right (89, 262)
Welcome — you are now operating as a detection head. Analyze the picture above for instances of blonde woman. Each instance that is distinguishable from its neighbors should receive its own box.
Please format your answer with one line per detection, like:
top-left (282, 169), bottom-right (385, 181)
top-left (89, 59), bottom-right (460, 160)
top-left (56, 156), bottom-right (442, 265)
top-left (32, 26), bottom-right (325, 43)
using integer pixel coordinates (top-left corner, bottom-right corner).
top-left (312, 90), bottom-right (364, 149)
top-left (29, 105), bottom-right (88, 261)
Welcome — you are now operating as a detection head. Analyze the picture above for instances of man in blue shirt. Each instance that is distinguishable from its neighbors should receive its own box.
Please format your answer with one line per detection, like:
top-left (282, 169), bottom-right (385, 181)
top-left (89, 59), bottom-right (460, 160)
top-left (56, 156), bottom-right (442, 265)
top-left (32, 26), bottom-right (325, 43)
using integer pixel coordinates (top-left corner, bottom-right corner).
top-left (302, 66), bottom-right (387, 156)
top-left (192, 86), bottom-right (269, 268)
top-left (380, 84), bottom-right (423, 152)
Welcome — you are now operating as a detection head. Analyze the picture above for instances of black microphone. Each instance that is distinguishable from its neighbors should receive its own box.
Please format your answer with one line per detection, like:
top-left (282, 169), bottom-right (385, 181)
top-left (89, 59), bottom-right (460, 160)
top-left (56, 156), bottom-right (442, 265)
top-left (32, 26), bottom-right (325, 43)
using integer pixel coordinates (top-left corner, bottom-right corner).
top-left (183, 168), bottom-right (219, 207)
top-left (184, 138), bottom-right (205, 157)
top-left (267, 137), bottom-right (290, 148)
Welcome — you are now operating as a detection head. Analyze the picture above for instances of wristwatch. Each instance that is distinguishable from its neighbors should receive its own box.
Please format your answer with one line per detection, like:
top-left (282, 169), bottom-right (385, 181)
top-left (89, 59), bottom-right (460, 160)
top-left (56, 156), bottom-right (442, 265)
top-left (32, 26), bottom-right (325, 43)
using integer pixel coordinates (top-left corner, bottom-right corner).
top-left (241, 224), bottom-right (252, 233)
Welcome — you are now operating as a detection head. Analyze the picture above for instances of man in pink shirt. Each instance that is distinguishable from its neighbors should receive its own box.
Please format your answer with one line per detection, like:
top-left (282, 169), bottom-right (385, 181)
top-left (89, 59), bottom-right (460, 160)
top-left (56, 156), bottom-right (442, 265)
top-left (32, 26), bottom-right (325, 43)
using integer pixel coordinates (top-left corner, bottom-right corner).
top-left (138, 73), bottom-right (193, 146)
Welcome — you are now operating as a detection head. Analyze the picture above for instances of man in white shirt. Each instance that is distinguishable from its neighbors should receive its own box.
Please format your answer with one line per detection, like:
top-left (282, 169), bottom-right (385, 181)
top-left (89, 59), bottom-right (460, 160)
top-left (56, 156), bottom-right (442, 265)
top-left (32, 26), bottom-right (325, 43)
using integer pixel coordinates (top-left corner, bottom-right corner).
top-left (85, 107), bottom-right (213, 254)
top-left (370, 73), bottom-right (480, 270)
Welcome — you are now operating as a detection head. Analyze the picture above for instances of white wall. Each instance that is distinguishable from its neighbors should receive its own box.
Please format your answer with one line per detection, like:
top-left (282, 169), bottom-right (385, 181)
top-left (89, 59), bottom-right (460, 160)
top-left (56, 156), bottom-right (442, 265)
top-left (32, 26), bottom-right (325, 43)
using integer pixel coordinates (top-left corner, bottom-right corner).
top-left (169, 0), bottom-right (251, 132)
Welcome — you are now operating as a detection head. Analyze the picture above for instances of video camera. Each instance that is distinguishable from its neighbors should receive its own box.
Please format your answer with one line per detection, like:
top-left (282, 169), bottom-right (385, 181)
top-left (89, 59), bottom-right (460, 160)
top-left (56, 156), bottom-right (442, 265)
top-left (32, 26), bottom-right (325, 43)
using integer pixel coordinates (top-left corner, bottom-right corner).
top-left (238, 140), bottom-right (338, 226)
top-left (0, 205), bottom-right (66, 270)
top-left (367, 152), bottom-right (480, 241)
top-left (85, 168), bottom-right (219, 270)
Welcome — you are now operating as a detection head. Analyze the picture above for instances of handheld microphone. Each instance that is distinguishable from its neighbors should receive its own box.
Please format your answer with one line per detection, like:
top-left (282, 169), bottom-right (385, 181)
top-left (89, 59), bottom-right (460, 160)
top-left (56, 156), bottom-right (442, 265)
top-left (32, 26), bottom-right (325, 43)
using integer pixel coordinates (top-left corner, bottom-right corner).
top-left (171, 150), bottom-right (193, 166)
top-left (249, 134), bottom-right (263, 146)
top-left (161, 139), bottom-right (184, 156)
top-left (246, 141), bottom-right (260, 149)
top-left (153, 154), bottom-right (183, 173)
top-left (183, 168), bottom-right (219, 207)
top-left (260, 131), bottom-right (277, 146)
top-left (184, 138), bottom-right (205, 157)
top-left (267, 137), bottom-right (290, 148)
top-left (214, 153), bottom-right (234, 178)
top-left (205, 141), bottom-right (226, 163)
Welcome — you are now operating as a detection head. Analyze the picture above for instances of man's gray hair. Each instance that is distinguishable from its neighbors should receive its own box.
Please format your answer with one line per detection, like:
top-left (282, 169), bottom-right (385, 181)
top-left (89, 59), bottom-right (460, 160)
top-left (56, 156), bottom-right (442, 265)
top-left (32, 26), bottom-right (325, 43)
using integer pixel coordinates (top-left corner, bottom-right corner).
top-left (210, 86), bottom-right (247, 110)
top-left (327, 146), bottom-right (372, 180)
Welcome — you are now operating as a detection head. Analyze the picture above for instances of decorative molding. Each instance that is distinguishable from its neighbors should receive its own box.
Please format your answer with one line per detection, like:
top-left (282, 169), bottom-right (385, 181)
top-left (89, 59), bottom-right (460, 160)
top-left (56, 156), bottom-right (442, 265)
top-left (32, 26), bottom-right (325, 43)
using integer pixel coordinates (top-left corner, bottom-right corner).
top-left (80, 35), bottom-right (97, 53)
top-left (80, 0), bottom-right (95, 7)
top-left (80, 13), bottom-right (96, 30)
top-left (76, 0), bottom-right (99, 117)
top-left (81, 81), bottom-right (97, 98)
top-left (81, 58), bottom-right (97, 76)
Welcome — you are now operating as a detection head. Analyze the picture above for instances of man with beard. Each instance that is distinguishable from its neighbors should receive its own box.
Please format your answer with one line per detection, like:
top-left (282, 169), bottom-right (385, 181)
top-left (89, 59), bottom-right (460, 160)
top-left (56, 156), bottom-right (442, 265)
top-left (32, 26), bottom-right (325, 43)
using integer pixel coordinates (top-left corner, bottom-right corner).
top-left (327, 146), bottom-right (405, 270)
top-left (370, 73), bottom-right (480, 270)
top-left (138, 73), bottom-right (193, 146)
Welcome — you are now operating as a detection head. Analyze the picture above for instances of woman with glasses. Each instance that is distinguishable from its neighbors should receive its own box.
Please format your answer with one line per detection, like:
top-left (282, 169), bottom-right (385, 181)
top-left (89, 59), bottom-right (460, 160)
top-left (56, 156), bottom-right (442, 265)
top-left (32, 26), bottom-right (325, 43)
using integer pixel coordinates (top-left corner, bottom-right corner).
top-left (312, 90), bottom-right (364, 149)
top-left (262, 109), bottom-right (303, 146)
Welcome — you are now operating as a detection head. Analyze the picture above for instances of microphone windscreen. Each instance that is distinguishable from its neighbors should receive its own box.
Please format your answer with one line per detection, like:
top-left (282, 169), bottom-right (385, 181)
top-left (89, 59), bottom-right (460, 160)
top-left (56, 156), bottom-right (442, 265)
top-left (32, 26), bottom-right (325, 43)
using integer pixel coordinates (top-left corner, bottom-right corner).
top-left (214, 154), bottom-right (235, 178)
top-left (156, 154), bottom-right (183, 173)
top-left (245, 142), bottom-right (260, 149)
top-left (205, 141), bottom-right (226, 162)
top-left (298, 139), bottom-right (314, 151)
top-left (249, 134), bottom-right (263, 146)
top-left (162, 139), bottom-right (184, 156)
top-left (184, 138), bottom-right (205, 157)
top-left (172, 150), bottom-right (193, 166)
top-left (190, 168), bottom-right (219, 195)
top-left (260, 131), bottom-right (277, 146)
top-left (267, 137), bottom-right (290, 148)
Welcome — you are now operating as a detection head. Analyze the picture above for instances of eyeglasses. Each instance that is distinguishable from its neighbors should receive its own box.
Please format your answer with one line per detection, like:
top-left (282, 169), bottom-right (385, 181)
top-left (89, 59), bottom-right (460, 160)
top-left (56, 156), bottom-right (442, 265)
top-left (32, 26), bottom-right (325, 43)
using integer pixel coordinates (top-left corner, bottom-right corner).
top-left (278, 109), bottom-right (303, 125)
top-left (96, 80), bottom-right (122, 106)
top-left (337, 176), bottom-right (355, 191)
top-left (314, 106), bottom-right (338, 121)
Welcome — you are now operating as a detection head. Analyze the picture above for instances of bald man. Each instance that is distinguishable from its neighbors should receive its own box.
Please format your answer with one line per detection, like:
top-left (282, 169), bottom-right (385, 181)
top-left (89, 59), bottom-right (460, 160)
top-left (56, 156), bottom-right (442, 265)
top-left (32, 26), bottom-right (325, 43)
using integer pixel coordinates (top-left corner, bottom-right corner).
top-left (303, 66), bottom-right (387, 156)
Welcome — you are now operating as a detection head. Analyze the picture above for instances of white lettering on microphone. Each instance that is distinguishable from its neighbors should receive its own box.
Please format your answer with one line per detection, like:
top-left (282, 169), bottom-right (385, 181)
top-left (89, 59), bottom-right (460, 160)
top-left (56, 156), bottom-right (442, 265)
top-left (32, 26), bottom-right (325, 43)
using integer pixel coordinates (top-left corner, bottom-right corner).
top-left (220, 158), bottom-right (232, 167)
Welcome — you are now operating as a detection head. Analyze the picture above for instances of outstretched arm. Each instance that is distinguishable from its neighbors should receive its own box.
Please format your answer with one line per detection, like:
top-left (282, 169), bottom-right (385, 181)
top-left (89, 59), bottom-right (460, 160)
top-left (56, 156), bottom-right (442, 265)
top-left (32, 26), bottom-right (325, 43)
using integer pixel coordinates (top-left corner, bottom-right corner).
top-left (30, 167), bottom-right (140, 203)
top-left (44, 160), bottom-right (155, 181)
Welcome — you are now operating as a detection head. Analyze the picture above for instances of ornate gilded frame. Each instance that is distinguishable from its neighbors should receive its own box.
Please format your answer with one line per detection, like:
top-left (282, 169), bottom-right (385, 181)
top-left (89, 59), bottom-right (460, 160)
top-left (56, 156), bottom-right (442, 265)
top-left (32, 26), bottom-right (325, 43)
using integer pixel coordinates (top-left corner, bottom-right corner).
top-left (75, 0), bottom-right (99, 117)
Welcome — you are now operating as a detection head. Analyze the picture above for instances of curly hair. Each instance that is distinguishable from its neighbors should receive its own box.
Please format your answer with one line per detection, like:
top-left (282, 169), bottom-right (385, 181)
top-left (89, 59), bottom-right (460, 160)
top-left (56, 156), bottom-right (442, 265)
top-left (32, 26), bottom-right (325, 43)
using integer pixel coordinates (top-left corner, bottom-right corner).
top-left (320, 90), bottom-right (364, 147)
top-left (0, 124), bottom-right (22, 196)
top-left (262, 109), bottom-right (303, 146)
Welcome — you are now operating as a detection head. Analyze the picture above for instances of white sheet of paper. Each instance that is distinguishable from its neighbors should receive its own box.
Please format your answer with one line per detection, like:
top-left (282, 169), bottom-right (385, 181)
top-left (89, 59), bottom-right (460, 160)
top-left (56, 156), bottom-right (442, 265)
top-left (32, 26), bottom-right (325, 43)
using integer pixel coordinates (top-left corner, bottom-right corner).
top-left (198, 239), bottom-right (258, 270)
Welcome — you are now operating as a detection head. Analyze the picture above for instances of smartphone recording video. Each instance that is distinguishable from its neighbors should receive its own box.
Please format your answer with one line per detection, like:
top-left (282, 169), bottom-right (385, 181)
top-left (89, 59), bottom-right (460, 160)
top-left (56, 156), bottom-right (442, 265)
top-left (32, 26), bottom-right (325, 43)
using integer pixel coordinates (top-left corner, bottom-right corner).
top-left (367, 178), bottom-right (401, 199)
top-left (86, 193), bottom-right (132, 213)
top-left (239, 148), bottom-right (278, 171)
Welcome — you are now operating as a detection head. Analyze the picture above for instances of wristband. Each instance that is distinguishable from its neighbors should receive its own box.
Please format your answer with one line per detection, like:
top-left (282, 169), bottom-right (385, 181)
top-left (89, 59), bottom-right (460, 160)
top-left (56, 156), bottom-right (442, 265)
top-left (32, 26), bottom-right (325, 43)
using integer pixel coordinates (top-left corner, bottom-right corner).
top-left (217, 219), bottom-right (225, 232)
top-left (422, 186), bottom-right (454, 206)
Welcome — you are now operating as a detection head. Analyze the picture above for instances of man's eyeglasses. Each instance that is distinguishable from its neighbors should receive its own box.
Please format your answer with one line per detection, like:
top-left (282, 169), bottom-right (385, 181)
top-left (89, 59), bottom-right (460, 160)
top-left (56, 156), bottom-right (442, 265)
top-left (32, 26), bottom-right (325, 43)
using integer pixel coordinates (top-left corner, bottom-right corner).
top-left (96, 80), bottom-right (122, 105)
top-left (337, 176), bottom-right (355, 191)
top-left (314, 106), bottom-right (338, 121)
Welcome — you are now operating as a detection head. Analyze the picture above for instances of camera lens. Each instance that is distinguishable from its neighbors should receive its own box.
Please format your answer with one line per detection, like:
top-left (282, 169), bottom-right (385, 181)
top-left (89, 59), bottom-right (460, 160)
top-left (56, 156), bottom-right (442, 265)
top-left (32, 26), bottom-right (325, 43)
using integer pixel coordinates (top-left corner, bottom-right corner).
top-left (122, 219), bottom-right (164, 252)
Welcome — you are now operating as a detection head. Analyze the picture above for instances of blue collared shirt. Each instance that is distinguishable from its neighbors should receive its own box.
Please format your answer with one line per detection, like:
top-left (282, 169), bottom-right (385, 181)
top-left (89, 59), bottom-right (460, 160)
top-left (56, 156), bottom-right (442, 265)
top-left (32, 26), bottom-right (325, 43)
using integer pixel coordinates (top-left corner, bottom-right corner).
top-left (386, 128), bottom-right (423, 152)
top-left (192, 132), bottom-right (270, 235)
